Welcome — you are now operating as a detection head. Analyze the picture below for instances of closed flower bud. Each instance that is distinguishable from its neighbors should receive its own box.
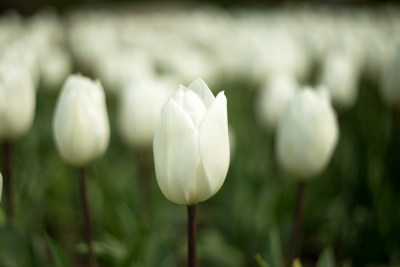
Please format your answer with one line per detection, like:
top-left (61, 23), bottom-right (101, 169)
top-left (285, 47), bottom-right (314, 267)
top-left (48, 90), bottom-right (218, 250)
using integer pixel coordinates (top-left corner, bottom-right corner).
top-left (276, 88), bottom-right (338, 179)
top-left (153, 79), bottom-right (230, 205)
top-left (255, 73), bottom-right (298, 131)
top-left (0, 61), bottom-right (36, 140)
top-left (118, 77), bottom-right (172, 148)
top-left (319, 50), bottom-right (360, 109)
top-left (40, 46), bottom-right (72, 90)
top-left (53, 74), bottom-right (110, 166)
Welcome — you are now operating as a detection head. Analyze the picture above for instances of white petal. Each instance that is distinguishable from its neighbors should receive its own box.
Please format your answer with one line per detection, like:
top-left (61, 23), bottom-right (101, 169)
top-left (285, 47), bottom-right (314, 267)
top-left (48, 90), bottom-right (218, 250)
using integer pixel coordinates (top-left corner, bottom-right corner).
top-left (182, 90), bottom-right (207, 128)
top-left (188, 78), bottom-right (215, 108)
top-left (153, 98), bottom-right (201, 204)
top-left (171, 86), bottom-right (186, 105)
top-left (198, 91), bottom-right (230, 199)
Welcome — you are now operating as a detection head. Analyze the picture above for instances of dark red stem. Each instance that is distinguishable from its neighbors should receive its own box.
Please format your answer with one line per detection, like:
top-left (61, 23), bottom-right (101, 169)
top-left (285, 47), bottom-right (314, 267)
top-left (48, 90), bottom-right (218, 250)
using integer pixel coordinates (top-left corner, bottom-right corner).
top-left (80, 167), bottom-right (98, 267)
top-left (187, 205), bottom-right (197, 267)
top-left (289, 181), bottom-right (306, 264)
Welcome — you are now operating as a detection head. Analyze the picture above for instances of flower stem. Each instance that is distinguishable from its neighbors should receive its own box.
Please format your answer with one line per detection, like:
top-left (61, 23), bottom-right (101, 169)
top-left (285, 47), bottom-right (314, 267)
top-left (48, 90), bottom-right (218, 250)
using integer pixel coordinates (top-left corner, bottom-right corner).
top-left (3, 141), bottom-right (13, 222)
top-left (79, 167), bottom-right (98, 267)
top-left (137, 148), bottom-right (153, 225)
top-left (289, 181), bottom-right (306, 263)
top-left (187, 205), bottom-right (197, 267)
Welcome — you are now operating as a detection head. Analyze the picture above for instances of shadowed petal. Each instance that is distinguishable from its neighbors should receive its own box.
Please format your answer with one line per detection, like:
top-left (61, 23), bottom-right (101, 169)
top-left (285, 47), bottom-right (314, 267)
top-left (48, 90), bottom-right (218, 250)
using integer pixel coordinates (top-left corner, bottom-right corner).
top-left (198, 91), bottom-right (230, 198)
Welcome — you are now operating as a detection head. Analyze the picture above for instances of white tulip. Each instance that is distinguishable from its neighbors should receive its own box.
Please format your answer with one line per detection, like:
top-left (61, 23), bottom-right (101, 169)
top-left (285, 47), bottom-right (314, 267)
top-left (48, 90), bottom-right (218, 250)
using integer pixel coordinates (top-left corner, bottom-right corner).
top-left (1, 41), bottom-right (40, 90)
top-left (118, 77), bottom-right (172, 148)
top-left (40, 46), bottom-right (72, 90)
top-left (276, 88), bottom-right (338, 179)
top-left (255, 73), bottom-right (298, 131)
top-left (153, 78), bottom-right (230, 205)
top-left (0, 61), bottom-right (36, 140)
top-left (53, 74), bottom-right (110, 166)
top-left (319, 50), bottom-right (360, 109)
top-left (380, 47), bottom-right (400, 109)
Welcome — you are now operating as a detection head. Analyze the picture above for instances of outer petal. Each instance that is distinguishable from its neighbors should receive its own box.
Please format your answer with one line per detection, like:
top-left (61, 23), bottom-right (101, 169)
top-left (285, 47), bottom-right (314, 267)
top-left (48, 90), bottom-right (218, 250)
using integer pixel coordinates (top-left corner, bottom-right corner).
top-left (153, 98), bottom-right (201, 204)
top-left (188, 78), bottom-right (215, 108)
top-left (198, 91), bottom-right (230, 200)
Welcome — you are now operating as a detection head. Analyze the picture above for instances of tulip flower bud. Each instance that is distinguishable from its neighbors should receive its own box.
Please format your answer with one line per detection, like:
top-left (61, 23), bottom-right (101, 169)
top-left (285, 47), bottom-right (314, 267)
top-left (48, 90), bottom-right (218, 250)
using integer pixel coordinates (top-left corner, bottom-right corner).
top-left (53, 74), bottom-right (110, 166)
top-left (319, 50), bottom-right (360, 109)
top-left (118, 77), bottom-right (172, 148)
top-left (0, 62), bottom-right (36, 140)
top-left (40, 46), bottom-right (72, 90)
top-left (380, 46), bottom-right (400, 109)
top-left (276, 88), bottom-right (338, 179)
top-left (153, 78), bottom-right (230, 205)
top-left (255, 73), bottom-right (298, 131)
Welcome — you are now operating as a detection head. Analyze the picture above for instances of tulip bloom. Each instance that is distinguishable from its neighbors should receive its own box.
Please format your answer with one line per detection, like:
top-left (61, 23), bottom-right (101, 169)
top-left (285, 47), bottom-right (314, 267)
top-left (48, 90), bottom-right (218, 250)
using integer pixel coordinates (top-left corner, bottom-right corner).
top-left (255, 72), bottom-right (298, 131)
top-left (153, 78), bottom-right (230, 205)
top-left (0, 62), bottom-right (36, 140)
top-left (53, 74), bottom-right (110, 166)
top-left (319, 50), bottom-right (360, 109)
top-left (118, 77), bottom-right (172, 148)
top-left (276, 88), bottom-right (338, 179)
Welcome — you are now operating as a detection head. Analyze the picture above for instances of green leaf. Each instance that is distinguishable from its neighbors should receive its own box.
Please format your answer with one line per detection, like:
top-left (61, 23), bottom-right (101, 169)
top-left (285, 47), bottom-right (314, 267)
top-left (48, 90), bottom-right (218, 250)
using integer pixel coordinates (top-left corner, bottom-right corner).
top-left (254, 254), bottom-right (270, 267)
top-left (45, 234), bottom-right (72, 267)
top-left (268, 226), bottom-right (284, 267)
top-left (0, 225), bottom-right (29, 267)
top-left (316, 247), bottom-right (335, 267)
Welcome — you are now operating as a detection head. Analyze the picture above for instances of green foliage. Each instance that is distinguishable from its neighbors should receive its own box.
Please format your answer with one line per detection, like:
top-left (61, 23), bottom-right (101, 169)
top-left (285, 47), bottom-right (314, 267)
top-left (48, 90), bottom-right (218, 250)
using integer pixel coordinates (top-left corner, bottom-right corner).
top-left (316, 247), bottom-right (335, 267)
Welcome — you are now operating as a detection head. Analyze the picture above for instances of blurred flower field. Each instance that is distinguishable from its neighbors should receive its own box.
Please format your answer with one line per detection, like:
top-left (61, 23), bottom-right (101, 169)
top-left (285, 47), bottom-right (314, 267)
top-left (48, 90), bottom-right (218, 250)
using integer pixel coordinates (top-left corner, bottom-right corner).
top-left (1, 3), bottom-right (400, 267)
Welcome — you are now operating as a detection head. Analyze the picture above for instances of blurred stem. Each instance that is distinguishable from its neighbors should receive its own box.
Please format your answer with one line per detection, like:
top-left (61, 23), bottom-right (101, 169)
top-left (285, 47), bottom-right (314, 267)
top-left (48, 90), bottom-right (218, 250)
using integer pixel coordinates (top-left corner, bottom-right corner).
top-left (79, 167), bottom-right (98, 267)
top-left (137, 148), bottom-right (153, 225)
top-left (3, 141), bottom-right (14, 222)
top-left (386, 110), bottom-right (398, 179)
top-left (289, 181), bottom-right (306, 264)
top-left (187, 205), bottom-right (197, 267)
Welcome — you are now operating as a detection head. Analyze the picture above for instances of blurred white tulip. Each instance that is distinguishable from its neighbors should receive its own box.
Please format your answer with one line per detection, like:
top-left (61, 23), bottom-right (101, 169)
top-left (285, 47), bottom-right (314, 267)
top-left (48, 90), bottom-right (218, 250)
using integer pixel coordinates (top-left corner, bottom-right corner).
top-left (53, 74), bottom-right (110, 166)
top-left (255, 72), bottom-right (298, 131)
top-left (40, 46), bottom-right (72, 90)
top-left (1, 41), bottom-right (40, 90)
top-left (319, 49), bottom-right (360, 109)
top-left (380, 46), bottom-right (400, 109)
top-left (153, 79), bottom-right (230, 205)
top-left (276, 88), bottom-right (339, 179)
top-left (96, 50), bottom-right (155, 95)
top-left (0, 61), bottom-right (36, 140)
top-left (118, 76), bottom-right (172, 148)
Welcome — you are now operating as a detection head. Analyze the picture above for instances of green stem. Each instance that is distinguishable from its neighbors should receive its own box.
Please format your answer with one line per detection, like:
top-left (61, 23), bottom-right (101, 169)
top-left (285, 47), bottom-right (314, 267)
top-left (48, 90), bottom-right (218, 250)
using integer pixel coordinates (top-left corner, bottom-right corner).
top-left (3, 141), bottom-right (13, 222)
